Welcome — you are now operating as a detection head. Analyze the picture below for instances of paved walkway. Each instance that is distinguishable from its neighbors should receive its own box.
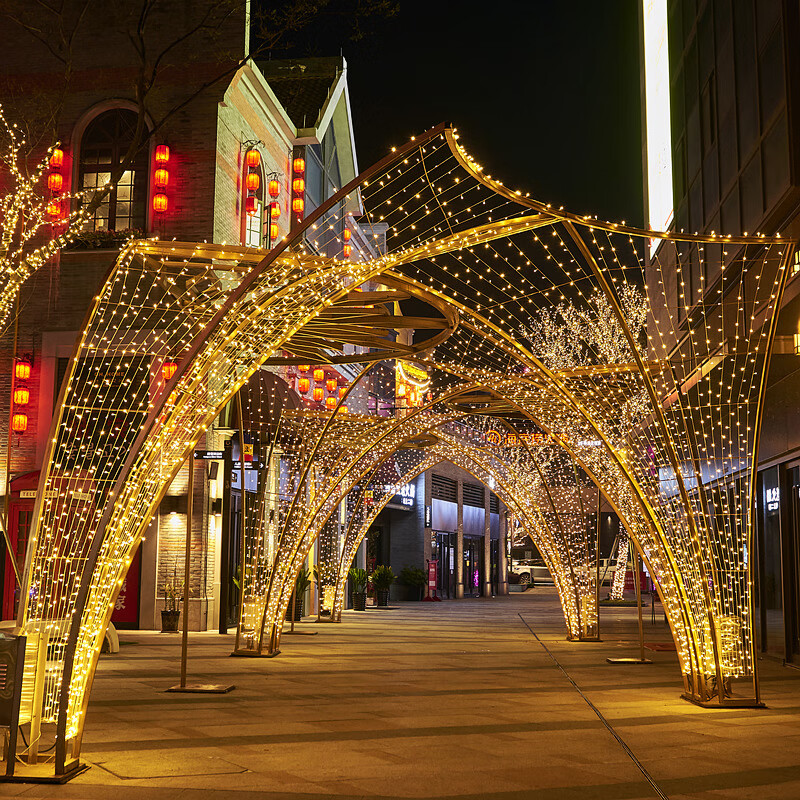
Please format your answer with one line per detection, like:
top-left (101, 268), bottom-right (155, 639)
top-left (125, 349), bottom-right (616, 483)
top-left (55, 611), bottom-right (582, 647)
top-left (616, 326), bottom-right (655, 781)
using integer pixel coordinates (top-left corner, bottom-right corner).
top-left (2, 589), bottom-right (800, 799)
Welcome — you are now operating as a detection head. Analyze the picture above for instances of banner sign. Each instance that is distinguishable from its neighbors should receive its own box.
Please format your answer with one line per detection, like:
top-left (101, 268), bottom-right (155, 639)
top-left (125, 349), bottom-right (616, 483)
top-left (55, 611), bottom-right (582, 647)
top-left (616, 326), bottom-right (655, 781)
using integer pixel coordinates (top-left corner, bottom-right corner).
top-left (428, 559), bottom-right (438, 591)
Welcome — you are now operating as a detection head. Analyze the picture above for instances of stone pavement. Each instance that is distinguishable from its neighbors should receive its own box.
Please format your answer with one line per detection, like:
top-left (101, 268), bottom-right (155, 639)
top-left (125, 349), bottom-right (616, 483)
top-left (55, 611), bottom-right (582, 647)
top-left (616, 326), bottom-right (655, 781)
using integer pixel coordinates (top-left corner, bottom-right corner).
top-left (2, 589), bottom-right (800, 799)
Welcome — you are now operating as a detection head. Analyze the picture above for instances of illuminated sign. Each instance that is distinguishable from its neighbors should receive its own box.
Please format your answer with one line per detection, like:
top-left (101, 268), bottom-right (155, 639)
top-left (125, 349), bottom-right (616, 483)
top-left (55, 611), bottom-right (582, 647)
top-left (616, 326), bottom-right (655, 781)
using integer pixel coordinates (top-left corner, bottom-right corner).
top-left (766, 487), bottom-right (780, 512)
top-left (385, 482), bottom-right (415, 507)
top-left (643, 0), bottom-right (673, 253)
top-left (485, 430), bottom-right (550, 447)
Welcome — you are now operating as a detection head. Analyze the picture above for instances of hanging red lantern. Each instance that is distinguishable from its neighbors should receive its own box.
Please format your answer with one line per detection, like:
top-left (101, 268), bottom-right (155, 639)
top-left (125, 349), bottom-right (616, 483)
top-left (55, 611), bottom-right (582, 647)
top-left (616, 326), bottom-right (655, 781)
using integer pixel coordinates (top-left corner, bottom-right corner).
top-left (13, 388), bottom-right (29, 406)
top-left (298, 377), bottom-right (310, 394)
top-left (292, 197), bottom-right (304, 214)
top-left (269, 201), bottom-right (280, 218)
top-left (162, 361), bottom-right (177, 381)
top-left (15, 361), bottom-right (31, 380)
top-left (246, 172), bottom-right (260, 192)
top-left (245, 196), bottom-right (258, 216)
top-left (269, 222), bottom-right (279, 240)
top-left (47, 173), bottom-right (63, 192)
top-left (293, 157), bottom-right (305, 174)
top-left (313, 368), bottom-right (324, 383)
top-left (338, 387), bottom-right (347, 399)
top-left (325, 396), bottom-right (336, 410)
top-left (298, 365), bottom-right (310, 372)
top-left (49, 148), bottom-right (64, 169)
top-left (153, 193), bottom-right (168, 213)
top-left (343, 244), bottom-right (352, 258)
top-left (343, 228), bottom-right (351, 241)
top-left (339, 405), bottom-right (348, 414)
top-left (11, 414), bottom-right (27, 434)
top-left (245, 149), bottom-right (261, 168)
top-left (313, 387), bottom-right (324, 403)
top-left (154, 168), bottom-right (169, 188)
top-left (292, 177), bottom-right (305, 193)
top-left (47, 199), bottom-right (62, 217)
top-left (268, 177), bottom-right (280, 198)
top-left (326, 378), bottom-right (337, 392)
top-left (155, 144), bottom-right (170, 163)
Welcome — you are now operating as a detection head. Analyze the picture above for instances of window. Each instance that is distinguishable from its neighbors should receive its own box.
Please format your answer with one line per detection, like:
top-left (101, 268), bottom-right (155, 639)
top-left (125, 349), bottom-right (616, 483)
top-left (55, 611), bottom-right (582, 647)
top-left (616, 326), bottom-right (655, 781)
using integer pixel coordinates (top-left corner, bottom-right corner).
top-left (79, 109), bottom-right (147, 232)
top-left (243, 160), bottom-right (264, 248)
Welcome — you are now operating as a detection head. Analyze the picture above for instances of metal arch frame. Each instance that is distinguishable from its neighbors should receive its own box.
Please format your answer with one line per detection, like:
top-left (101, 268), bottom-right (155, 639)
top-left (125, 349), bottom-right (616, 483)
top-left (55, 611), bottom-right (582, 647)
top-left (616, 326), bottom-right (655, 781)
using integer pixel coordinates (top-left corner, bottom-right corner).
top-left (12, 120), bottom-right (792, 779)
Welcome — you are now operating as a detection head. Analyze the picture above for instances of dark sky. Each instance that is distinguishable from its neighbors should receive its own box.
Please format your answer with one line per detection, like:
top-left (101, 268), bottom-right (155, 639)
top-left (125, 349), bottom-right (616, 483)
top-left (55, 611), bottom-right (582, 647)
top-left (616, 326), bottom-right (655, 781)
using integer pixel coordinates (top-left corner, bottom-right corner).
top-left (347, 1), bottom-right (644, 227)
top-left (268, 0), bottom-right (644, 227)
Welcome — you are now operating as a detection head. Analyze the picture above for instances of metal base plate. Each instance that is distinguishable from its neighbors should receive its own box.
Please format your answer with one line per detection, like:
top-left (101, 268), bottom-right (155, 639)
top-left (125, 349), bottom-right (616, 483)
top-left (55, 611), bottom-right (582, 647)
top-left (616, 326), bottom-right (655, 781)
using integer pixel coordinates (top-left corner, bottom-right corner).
top-left (681, 693), bottom-right (766, 709)
top-left (230, 649), bottom-right (281, 658)
top-left (166, 683), bottom-right (235, 693)
top-left (281, 629), bottom-right (318, 635)
top-left (2, 761), bottom-right (89, 783)
top-left (606, 657), bottom-right (653, 664)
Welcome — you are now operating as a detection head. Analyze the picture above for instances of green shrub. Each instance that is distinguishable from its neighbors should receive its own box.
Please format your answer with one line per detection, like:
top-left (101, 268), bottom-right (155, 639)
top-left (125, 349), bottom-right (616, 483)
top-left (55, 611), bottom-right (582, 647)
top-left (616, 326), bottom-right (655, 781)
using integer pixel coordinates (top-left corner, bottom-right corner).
top-left (398, 565), bottom-right (426, 587)
top-left (370, 564), bottom-right (396, 590)
top-left (348, 567), bottom-right (368, 592)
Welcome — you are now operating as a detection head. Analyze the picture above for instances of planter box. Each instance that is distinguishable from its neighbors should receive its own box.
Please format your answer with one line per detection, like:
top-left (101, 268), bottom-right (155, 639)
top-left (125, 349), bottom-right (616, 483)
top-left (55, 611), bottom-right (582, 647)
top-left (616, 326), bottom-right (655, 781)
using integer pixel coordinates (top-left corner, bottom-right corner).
top-left (508, 584), bottom-right (528, 593)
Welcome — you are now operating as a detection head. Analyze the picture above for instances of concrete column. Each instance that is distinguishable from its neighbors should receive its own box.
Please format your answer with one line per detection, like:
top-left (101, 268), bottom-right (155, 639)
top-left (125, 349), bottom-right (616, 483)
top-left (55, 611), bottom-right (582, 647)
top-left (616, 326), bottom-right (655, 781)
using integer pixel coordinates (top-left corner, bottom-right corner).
top-left (498, 511), bottom-right (509, 595)
top-left (455, 480), bottom-right (464, 599)
top-left (483, 486), bottom-right (492, 597)
top-left (423, 470), bottom-right (433, 566)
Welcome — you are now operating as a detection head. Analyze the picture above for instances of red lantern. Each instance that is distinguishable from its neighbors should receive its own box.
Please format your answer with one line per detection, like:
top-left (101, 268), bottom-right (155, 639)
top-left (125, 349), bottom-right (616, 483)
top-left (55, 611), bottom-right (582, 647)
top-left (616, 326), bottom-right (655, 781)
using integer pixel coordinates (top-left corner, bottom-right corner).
top-left (245, 196), bottom-right (258, 216)
top-left (246, 172), bottom-right (260, 192)
top-left (292, 197), bottom-right (304, 214)
top-left (162, 361), bottom-right (177, 381)
top-left (245, 149), bottom-right (261, 168)
top-left (269, 201), bottom-right (280, 218)
top-left (343, 228), bottom-right (351, 241)
top-left (313, 387), bottom-right (323, 403)
top-left (298, 365), bottom-right (310, 372)
top-left (155, 144), bottom-right (170, 163)
top-left (154, 168), bottom-right (169, 188)
top-left (269, 222), bottom-right (279, 240)
top-left (343, 244), bottom-right (352, 258)
top-left (49, 148), bottom-right (64, 169)
top-left (326, 378), bottom-right (337, 392)
top-left (47, 173), bottom-right (63, 192)
top-left (47, 199), bottom-right (62, 218)
top-left (268, 178), bottom-right (280, 198)
top-left (15, 361), bottom-right (30, 380)
top-left (11, 414), bottom-right (27, 434)
top-left (13, 388), bottom-right (29, 406)
top-left (339, 387), bottom-right (347, 399)
top-left (298, 377), bottom-right (310, 393)
top-left (293, 157), bottom-right (305, 174)
top-left (292, 177), bottom-right (305, 193)
top-left (153, 193), bottom-right (168, 213)
top-left (325, 396), bottom-right (336, 410)
top-left (313, 368), bottom-right (324, 383)
top-left (339, 405), bottom-right (348, 414)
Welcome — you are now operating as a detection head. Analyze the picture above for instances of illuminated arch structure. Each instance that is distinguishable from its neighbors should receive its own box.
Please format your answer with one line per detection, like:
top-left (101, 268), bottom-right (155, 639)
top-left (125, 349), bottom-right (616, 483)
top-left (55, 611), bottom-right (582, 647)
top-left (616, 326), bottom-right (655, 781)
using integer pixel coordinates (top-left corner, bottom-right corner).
top-left (8, 124), bottom-right (794, 777)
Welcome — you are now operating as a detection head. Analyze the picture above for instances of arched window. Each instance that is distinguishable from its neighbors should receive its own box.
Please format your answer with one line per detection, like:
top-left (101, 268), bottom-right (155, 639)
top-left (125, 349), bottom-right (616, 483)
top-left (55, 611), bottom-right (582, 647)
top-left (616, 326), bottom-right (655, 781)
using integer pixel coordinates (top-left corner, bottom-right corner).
top-left (79, 109), bottom-right (147, 232)
top-left (244, 160), bottom-right (264, 247)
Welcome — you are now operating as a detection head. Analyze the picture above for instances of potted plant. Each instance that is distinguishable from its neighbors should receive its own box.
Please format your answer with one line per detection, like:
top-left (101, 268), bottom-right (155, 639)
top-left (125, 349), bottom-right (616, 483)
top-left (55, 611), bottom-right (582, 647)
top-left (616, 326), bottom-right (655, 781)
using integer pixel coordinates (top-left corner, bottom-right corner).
top-left (293, 567), bottom-right (311, 621)
top-left (161, 577), bottom-right (183, 632)
top-left (371, 565), bottom-right (396, 607)
top-left (399, 565), bottom-right (427, 600)
top-left (348, 567), bottom-right (368, 611)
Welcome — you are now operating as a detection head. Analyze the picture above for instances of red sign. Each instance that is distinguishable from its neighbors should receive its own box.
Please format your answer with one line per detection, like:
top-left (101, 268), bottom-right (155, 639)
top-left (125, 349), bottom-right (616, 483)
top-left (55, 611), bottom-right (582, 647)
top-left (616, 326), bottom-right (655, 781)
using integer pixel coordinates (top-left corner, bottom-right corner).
top-left (428, 559), bottom-right (438, 590)
top-left (112, 547), bottom-right (141, 627)
top-left (624, 569), bottom-right (648, 592)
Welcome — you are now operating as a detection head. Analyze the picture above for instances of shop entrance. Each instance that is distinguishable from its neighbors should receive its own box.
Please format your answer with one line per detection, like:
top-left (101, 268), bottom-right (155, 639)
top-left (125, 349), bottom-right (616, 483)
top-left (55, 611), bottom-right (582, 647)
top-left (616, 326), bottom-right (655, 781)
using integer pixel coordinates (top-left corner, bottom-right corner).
top-left (463, 535), bottom-right (483, 597)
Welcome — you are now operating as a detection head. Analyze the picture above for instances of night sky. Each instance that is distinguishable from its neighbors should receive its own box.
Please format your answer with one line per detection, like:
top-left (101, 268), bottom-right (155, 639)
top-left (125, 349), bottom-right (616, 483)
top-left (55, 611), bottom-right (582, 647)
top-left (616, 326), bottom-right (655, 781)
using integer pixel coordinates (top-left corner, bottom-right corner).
top-left (291, 0), bottom-right (644, 227)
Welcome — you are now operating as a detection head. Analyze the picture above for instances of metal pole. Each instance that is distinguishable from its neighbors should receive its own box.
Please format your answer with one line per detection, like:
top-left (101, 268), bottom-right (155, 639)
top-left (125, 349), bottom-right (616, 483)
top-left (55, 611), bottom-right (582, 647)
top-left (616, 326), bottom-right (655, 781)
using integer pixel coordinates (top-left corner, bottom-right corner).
top-left (180, 453), bottom-right (194, 688)
top-left (634, 546), bottom-right (645, 663)
top-left (218, 441), bottom-right (233, 634)
top-left (595, 490), bottom-right (601, 640)
top-left (234, 391), bottom-right (247, 652)
top-left (2, 304), bottom-right (21, 588)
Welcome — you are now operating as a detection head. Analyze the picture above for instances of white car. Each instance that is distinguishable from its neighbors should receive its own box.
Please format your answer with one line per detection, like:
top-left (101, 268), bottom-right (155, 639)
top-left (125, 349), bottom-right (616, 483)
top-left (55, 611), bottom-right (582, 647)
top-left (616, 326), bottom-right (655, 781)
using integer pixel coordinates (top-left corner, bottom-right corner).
top-left (510, 560), bottom-right (552, 586)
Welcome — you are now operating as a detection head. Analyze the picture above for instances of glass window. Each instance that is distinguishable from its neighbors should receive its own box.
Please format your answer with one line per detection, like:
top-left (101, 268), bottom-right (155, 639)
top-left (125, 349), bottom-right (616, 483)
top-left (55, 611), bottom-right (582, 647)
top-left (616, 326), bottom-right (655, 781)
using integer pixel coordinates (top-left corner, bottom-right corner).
top-left (243, 161), bottom-right (264, 247)
top-left (245, 199), bottom-right (263, 248)
top-left (79, 109), bottom-right (147, 232)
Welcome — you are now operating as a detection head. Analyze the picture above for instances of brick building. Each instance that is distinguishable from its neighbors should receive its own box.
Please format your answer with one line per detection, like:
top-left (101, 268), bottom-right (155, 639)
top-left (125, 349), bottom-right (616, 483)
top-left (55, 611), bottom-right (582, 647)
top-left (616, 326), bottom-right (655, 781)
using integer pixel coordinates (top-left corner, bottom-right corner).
top-left (0, 2), bottom-right (369, 629)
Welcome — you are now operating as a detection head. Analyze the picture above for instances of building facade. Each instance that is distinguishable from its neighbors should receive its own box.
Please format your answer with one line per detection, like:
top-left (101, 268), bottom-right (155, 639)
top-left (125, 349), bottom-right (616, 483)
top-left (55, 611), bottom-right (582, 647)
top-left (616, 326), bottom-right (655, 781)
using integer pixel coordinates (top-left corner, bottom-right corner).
top-left (641, 0), bottom-right (800, 665)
